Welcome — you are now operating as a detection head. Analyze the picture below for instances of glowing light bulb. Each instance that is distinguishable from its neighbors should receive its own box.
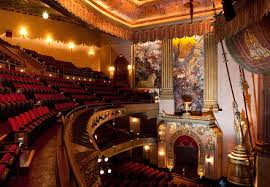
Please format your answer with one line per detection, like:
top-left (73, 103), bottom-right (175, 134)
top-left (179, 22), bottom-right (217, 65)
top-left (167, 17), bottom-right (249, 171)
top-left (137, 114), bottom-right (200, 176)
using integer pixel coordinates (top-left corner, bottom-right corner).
top-left (42, 11), bottom-right (49, 19)
top-left (127, 65), bottom-right (132, 70)
top-left (88, 48), bottom-right (95, 56)
top-left (19, 27), bottom-right (28, 37)
top-left (68, 42), bottom-right (75, 50)
top-left (108, 169), bottom-right (111, 174)
top-left (108, 66), bottom-right (115, 72)
top-left (99, 169), bottom-right (104, 175)
top-left (144, 145), bottom-right (150, 151)
top-left (46, 35), bottom-right (53, 44)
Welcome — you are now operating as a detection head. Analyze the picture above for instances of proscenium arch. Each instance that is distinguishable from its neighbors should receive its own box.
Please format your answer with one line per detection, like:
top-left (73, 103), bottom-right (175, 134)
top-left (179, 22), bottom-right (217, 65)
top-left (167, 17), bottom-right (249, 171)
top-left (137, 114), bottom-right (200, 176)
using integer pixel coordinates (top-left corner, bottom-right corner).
top-left (168, 130), bottom-right (205, 173)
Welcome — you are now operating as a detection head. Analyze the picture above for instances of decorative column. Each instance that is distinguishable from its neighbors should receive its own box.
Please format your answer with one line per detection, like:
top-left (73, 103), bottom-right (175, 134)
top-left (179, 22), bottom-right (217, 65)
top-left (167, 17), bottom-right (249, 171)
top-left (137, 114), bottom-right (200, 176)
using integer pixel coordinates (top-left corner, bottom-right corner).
top-left (130, 43), bottom-right (135, 88)
top-left (255, 74), bottom-right (270, 187)
top-left (160, 39), bottom-right (175, 114)
top-left (203, 33), bottom-right (219, 112)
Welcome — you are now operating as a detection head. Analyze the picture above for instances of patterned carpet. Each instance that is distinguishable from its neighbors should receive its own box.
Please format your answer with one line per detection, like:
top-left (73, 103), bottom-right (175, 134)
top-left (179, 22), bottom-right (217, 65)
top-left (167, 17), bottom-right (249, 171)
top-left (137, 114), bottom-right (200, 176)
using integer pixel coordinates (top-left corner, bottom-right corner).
top-left (6, 123), bottom-right (59, 187)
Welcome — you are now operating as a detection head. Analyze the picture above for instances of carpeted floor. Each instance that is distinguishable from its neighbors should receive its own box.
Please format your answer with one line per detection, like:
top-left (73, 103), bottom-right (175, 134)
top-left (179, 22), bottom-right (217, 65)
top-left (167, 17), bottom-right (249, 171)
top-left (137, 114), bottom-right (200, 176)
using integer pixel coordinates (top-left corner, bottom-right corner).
top-left (6, 123), bottom-right (59, 187)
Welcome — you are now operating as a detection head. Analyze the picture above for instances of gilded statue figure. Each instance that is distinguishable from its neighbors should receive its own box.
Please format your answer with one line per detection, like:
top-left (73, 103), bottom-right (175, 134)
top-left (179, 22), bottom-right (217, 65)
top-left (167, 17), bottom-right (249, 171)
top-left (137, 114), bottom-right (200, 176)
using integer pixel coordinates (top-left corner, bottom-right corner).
top-left (233, 106), bottom-right (247, 146)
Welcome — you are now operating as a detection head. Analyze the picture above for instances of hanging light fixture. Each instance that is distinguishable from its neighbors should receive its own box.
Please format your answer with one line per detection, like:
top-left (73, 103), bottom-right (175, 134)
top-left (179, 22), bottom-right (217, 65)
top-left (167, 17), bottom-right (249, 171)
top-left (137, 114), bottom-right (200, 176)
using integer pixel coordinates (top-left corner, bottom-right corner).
top-left (182, 0), bottom-right (201, 23)
top-left (42, 11), bottom-right (49, 19)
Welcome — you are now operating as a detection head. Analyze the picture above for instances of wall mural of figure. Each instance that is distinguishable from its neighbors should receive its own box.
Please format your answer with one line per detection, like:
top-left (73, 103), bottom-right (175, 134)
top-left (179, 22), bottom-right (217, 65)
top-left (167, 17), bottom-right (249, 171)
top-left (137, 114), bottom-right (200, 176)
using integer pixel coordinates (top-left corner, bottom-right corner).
top-left (173, 36), bottom-right (204, 113)
top-left (135, 41), bottom-right (161, 88)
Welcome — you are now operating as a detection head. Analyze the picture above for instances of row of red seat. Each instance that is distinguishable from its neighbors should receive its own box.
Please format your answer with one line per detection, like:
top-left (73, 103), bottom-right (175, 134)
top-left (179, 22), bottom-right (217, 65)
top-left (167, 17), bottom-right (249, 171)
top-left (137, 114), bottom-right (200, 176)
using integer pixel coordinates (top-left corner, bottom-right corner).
top-left (0, 74), bottom-right (41, 84)
top-left (8, 106), bottom-right (56, 145)
top-left (47, 81), bottom-right (81, 89)
top-left (102, 161), bottom-right (174, 187)
top-left (72, 94), bottom-right (97, 101)
top-left (13, 83), bottom-right (57, 94)
top-left (60, 87), bottom-right (87, 94)
top-left (34, 93), bottom-right (67, 103)
top-left (0, 93), bottom-right (33, 112)
top-left (54, 101), bottom-right (78, 112)
top-left (0, 68), bottom-right (29, 77)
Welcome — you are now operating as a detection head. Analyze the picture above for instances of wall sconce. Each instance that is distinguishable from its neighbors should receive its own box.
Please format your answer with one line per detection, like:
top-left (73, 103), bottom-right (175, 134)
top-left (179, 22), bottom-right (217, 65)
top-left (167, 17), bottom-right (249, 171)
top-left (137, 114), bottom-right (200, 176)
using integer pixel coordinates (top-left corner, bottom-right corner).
top-left (108, 66), bottom-right (115, 72)
top-left (88, 47), bottom-right (95, 56)
top-left (159, 151), bottom-right (165, 156)
top-left (20, 69), bottom-right (25, 73)
top-left (127, 64), bottom-right (132, 70)
top-left (199, 171), bottom-right (204, 179)
top-left (46, 35), bottom-right (53, 45)
top-left (68, 41), bottom-right (75, 51)
top-left (205, 154), bottom-right (213, 164)
top-left (49, 73), bottom-right (52, 77)
top-left (108, 66), bottom-right (115, 79)
top-left (19, 26), bottom-right (28, 38)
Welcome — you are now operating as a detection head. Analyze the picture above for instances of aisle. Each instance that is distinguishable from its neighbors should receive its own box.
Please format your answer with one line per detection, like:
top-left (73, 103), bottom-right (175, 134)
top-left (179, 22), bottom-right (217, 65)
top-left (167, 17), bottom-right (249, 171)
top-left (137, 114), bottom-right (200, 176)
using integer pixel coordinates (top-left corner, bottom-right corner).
top-left (7, 123), bottom-right (59, 187)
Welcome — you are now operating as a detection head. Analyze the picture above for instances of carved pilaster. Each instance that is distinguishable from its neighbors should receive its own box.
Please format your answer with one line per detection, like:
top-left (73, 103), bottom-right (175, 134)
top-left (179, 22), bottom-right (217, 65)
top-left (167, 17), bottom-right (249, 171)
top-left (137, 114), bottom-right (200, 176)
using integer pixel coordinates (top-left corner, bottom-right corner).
top-left (159, 39), bottom-right (175, 114)
top-left (130, 43), bottom-right (135, 88)
top-left (160, 39), bottom-right (174, 99)
top-left (203, 33), bottom-right (219, 112)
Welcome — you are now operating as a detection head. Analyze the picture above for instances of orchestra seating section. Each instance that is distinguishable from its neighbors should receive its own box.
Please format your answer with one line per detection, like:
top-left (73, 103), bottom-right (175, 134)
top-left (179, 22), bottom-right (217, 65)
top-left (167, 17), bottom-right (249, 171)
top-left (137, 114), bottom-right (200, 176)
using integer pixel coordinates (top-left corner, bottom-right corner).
top-left (101, 160), bottom-right (175, 187)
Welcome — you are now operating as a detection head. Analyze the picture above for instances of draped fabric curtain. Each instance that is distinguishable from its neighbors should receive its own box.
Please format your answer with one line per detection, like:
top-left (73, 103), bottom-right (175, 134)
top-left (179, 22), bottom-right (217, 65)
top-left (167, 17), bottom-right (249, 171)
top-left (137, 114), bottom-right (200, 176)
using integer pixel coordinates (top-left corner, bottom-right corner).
top-left (133, 20), bottom-right (213, 43)
top-left (225, 15), bottom-right (270, 74)
top-left (215, 0), bottom-right (270, 40)
top-left (55, 0), bottom-right (213, 42)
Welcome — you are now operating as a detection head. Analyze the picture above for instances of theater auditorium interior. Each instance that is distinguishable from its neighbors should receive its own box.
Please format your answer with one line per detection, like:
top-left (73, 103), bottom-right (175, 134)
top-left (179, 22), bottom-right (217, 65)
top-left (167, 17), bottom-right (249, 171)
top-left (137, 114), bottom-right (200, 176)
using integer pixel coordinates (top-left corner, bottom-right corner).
top-left (0, 0), bottom-right (269, 187)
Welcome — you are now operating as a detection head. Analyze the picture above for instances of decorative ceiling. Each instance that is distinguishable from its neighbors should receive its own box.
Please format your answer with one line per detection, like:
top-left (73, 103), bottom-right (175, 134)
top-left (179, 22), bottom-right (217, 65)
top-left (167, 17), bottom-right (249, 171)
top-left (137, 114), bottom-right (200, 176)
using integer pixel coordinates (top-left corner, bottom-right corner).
top-left (0, 0), bottom-right (225, 41)
top-left (81, 0), bottom-right (223, 27)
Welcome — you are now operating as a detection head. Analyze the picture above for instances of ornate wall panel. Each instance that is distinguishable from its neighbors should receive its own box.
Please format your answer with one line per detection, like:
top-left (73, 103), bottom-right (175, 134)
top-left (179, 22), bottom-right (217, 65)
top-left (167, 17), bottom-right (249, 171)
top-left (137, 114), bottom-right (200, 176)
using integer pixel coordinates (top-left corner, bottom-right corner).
top-left (134, 41), bottom-right (161, 88)
top-left (157, 114), bottom-right (223, 179)
top-left (172, 36), bottom-right (204, 112)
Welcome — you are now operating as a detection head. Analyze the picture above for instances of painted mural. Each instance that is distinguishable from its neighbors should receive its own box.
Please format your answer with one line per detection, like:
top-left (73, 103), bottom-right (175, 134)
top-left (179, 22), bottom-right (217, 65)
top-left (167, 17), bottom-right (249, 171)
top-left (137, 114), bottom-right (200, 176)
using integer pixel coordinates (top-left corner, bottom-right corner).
top-left (173, 36), bottom-right (204, 112)
top-left (135, 41), bottom-right (161, 88)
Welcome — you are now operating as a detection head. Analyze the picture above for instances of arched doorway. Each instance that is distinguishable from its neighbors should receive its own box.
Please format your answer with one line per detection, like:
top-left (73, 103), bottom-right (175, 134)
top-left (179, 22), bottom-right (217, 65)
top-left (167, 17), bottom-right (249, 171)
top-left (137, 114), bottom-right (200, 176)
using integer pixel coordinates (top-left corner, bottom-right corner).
top-left (113, 54), bottom-right (129, 83)
top-left (173, 135), bottom-right (198, 178)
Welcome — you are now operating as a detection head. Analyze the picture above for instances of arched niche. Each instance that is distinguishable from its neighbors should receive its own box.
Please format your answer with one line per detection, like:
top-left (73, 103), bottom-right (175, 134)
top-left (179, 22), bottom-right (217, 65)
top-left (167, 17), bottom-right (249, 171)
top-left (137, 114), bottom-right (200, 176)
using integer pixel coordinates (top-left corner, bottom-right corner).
top-left (168, 129), bottom-right (205, 175)
top-left (113, 54), bottom-right (129, 82)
